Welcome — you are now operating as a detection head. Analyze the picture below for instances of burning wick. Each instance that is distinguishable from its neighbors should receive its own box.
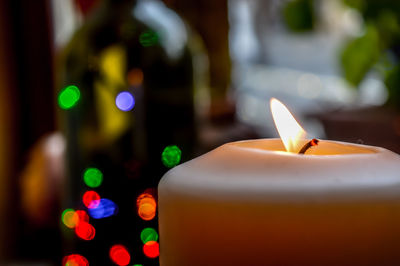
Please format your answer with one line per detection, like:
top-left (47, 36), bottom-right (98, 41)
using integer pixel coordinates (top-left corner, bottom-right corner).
top-left (298, 139), bottom-right (319, 154)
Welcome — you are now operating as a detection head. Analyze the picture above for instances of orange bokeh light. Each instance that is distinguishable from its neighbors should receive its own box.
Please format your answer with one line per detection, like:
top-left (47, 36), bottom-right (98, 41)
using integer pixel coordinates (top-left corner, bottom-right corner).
top-left (136, 193), bottom-right (157, 221)
top-left (127, 68), bottom-right (144, 86)
top-left (62, 209), bottom-right (79, 228)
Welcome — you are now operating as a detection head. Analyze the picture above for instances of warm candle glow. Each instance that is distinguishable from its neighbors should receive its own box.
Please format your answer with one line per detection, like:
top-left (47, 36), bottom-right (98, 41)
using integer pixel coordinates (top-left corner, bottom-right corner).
top-left (270, 98), bottom-right (306, 153)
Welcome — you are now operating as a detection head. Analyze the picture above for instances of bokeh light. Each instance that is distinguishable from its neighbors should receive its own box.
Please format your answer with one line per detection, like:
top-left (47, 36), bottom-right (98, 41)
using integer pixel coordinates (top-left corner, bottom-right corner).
top-left (75, 210), bottom-right (89, 224)
top-left (143, 241), bottom-right (159, 258)
top-left (109, 244), bottom-right (131, 266)
top-left (138, 203), bottom-right (156, 221)
top-left (58, 85), bottom-right (80, 109)
top-left (137, 193), bottom-right (156, 221)
top-left (139, 30), bottom-right (158, 47)
top-left (62, 209), bottom-right (79, 228)
top-left (140, 227), bottom-right (158, 244)
top-left (115, 91), bottom-right (135, 111)
top-left (75, 221), bottom-right (95, 241)
top-left (83, 167), bottom-right (103, 188)
top-left (88, 198), bottom-right (118, 219)
top-left (82, 190), bottom-right (101, 209)
top-left (161, 145), bottom-right (181, 168)
top-left (127, 68), bottom-right (144, 86)
top-left (63, 254), bottom-right (89, 266)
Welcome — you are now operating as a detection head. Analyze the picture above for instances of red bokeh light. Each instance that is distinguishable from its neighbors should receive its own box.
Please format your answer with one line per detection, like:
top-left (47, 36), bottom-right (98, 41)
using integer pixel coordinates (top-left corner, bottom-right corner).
top-left (75, 210), bottom-right (89, 224)
top-left (82, 190), bottom-right (101, 209)
top-left (109, 244), bottom-right (131, 266)
top-left (75, 221), bottom-right (95, 240)
top-left (143, 241), bottom-right (159, 258)
top-left (62, 254), bottom-right (89, 266)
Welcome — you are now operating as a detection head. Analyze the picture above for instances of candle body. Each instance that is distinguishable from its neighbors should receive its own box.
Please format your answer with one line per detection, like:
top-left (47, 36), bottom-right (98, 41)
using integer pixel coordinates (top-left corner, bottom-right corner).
top-left (158, 139), bottom-right (400, 265)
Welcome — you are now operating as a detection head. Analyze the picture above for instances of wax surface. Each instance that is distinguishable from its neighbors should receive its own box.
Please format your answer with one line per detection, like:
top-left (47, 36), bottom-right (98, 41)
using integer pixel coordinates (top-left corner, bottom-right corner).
top-left (158, 139), bottom-right (400, 265)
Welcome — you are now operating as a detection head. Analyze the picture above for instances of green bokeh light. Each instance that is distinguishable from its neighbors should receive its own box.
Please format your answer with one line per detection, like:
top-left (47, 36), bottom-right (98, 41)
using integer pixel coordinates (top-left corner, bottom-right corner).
top-left (61, 208), bottom-right (78, 228)
top-left (83, 167), bottom-right (103, 188)
top-left (58, 85), bottom-right (80, 109)
top-left (61, 208), bottom-right (74, 222)
top-left (139, 30), bottom-right (158, 47)
top-left (140, 227), bottom-right (158, 244)
top-left (161, 145), bottom-right (181, 168)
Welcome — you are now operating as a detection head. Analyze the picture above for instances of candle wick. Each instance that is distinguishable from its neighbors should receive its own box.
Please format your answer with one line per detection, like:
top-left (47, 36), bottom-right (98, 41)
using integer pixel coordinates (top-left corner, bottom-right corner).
top-left (298, 139), bottom-right (319, 154)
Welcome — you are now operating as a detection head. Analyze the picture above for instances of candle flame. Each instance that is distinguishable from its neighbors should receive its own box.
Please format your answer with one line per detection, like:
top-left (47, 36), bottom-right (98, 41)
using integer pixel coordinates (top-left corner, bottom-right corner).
top-left (270, 98), bottom-right (306, 153)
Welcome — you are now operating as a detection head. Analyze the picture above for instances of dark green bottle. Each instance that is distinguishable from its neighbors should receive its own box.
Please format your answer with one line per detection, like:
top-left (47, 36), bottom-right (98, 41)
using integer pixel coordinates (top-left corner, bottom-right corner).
top-left (58, 0), bottom-right (196, 264)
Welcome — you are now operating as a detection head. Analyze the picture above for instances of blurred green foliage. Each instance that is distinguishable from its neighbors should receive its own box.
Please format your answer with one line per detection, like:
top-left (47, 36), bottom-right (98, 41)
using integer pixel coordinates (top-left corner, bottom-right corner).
top-left (283, 0), bottom-right (315, 32)
top-left (341, 0), bottom-right (400, 107)
top-left (340, 25), bottom-right (380, 86)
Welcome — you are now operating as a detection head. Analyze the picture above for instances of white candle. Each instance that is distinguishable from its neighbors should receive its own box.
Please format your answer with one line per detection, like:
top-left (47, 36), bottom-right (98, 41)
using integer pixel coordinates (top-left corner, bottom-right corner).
top-left (158, 99), bottom-right (400, 265)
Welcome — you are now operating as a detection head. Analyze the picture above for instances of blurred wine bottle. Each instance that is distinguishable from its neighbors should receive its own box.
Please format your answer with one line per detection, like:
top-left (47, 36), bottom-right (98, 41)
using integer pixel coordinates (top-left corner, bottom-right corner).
top-left (57, 0), bottom-right (199, 264)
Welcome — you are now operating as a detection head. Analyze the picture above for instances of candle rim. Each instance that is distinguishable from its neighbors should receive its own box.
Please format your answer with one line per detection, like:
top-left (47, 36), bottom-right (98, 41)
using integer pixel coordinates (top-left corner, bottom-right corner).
top-left (228, 138), bottom-right (380, 156)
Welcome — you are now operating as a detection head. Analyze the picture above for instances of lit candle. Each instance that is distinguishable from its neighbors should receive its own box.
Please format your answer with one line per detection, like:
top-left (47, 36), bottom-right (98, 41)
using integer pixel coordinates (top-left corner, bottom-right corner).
top-left (158, 99), bottom-right (400, 265)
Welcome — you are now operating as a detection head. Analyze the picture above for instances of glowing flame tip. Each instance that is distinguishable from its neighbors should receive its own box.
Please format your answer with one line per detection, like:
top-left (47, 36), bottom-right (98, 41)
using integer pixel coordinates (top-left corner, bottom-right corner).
top-left (270, 98), bottom-right (306, 152)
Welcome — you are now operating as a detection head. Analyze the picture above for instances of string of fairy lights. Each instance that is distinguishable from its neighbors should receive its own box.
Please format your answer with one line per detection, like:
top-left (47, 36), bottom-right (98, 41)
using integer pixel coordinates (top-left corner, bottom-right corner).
top-left (59, 82), bottom-right (181, 265)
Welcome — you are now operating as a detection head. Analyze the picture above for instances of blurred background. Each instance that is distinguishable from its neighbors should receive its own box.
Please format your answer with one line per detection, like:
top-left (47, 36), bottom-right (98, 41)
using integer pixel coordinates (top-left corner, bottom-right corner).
top-left (1, 0), bottom-right (400, 265)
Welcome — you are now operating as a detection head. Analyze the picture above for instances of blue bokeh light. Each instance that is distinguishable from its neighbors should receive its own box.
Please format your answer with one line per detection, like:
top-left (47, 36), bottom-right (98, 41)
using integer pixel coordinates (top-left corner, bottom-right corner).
top-left (115, 91), bottom-right (135, 111)
top-left (88, 198), bottom-right (118, 219)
